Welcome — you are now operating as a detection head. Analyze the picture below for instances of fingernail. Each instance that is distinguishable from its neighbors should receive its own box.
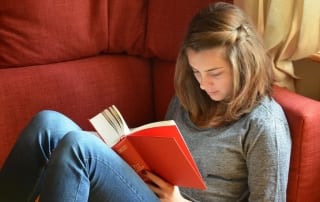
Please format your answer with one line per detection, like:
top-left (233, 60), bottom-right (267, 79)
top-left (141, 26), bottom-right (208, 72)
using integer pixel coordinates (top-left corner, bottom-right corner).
top-left (141, 170), bottom-right (147, 175)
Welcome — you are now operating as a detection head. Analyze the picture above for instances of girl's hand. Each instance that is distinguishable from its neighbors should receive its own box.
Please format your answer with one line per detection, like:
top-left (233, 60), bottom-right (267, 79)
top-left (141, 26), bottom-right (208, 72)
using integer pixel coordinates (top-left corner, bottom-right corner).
top-left (143, 170), bottom-right (191, 202)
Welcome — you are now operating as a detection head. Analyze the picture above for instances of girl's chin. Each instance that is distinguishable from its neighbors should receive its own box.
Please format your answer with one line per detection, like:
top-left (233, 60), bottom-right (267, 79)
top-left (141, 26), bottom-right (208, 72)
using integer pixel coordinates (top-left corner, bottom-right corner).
top-left (208, 94), bottom-right (223, 101)
top-left (207, 92), bottom-right (228, 102)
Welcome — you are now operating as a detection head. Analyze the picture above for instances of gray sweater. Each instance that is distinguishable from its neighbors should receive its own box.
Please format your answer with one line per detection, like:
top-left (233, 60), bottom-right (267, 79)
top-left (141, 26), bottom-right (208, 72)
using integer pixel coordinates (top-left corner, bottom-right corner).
top-left (165, 96), bottom-right (291, 202)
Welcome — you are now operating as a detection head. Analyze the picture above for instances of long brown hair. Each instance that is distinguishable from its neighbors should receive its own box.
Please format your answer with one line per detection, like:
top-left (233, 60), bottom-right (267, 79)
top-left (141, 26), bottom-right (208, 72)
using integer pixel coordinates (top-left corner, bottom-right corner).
top-left (175, 2), bottom-right (273, 127)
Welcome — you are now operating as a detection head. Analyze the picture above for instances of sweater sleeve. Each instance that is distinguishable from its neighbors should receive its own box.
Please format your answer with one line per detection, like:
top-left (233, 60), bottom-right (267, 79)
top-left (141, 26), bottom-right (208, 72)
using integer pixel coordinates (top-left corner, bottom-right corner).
top-left (244, 112), bottom-right (291, 202)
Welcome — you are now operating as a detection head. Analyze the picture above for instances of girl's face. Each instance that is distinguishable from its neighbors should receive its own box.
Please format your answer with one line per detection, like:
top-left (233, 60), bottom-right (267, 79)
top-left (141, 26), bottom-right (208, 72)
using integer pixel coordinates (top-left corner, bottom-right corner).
top-left (187, 47), bottom-right (233, 102)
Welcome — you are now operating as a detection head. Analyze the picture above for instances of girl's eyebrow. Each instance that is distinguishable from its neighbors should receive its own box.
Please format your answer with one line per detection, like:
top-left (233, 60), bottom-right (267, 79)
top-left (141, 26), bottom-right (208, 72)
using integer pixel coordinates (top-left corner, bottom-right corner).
top-left (206, 67), bottom-right (224, 72)
top-left (191, 66), bottom-right (224, 72)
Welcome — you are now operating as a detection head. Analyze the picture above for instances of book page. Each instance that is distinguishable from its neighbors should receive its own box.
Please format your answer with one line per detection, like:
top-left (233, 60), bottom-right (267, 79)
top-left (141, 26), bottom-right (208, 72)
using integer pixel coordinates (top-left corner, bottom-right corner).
top-left (108, 105), bottom-right (130, 135)
top-left (89, 105), bottom-right (131, 147)
top-left (130, 120), bottom-right (176, 133)
top-left (89, 113), bottom-right (121, 147)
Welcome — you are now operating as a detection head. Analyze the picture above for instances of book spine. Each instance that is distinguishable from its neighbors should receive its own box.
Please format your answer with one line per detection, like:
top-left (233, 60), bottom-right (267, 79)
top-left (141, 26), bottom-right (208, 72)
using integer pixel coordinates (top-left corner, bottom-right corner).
top-left (112, 138), bottom-right (150, 180)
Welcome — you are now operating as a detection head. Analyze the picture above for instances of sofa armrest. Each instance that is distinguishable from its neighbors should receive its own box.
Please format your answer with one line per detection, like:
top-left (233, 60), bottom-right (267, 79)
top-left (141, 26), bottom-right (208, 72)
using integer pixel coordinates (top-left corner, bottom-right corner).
top-left (272, 85), bottom-right (320, 202)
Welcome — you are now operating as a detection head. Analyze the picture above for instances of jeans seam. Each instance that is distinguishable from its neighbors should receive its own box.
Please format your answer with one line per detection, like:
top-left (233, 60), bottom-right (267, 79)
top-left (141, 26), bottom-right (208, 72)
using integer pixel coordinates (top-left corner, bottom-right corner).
top-left (74, 171), bottom-right (85, 202)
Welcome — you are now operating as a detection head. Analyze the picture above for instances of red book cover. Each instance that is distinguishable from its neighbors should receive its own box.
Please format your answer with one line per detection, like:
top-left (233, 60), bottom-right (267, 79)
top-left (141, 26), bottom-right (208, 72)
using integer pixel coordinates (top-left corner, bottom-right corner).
top-left (89, 105), bottom-right (207, 190)
top-left (127, 124), bottom-right (206, 189)
top-left (112, 138), bottom-right (150, 181)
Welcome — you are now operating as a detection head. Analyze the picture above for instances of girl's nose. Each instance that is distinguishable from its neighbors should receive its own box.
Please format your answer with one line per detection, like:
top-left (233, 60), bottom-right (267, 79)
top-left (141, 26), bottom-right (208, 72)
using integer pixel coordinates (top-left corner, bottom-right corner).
top-left (199, 75), bottom-right (211, 90)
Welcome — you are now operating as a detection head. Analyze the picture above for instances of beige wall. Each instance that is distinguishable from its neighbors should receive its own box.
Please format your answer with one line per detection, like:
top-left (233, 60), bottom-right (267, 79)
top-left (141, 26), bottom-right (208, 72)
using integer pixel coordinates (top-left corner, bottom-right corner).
top-left (293, 58), bottom-right (320, 101)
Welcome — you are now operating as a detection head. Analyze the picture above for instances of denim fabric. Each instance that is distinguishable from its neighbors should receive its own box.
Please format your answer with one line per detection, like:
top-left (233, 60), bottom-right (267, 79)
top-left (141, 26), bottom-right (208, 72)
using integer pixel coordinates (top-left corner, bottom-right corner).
top-left (0, 110), bottom-right (159, 202)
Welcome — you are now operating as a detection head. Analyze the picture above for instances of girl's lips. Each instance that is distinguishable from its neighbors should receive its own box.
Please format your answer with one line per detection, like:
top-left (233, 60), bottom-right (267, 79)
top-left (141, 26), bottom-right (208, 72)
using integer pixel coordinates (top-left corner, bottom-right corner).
top-left (207, 91), bottom-right (218, 95)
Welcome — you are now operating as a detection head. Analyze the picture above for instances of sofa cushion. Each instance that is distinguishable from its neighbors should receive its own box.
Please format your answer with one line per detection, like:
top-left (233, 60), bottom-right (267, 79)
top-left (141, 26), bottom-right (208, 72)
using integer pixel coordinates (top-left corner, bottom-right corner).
top-left (0, 55), bottom-right (154, 168)
top-left (0, 0), bottom-right (107, 67)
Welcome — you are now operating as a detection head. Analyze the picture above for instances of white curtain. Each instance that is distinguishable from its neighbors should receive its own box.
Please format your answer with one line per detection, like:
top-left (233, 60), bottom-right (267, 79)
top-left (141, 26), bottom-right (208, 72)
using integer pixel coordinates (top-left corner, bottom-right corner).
top-left (234, 0), bottom-right (320, 91)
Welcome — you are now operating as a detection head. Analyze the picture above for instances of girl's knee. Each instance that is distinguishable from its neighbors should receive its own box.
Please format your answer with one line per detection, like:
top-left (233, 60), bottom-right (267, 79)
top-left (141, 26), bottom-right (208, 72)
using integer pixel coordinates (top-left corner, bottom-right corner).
top-left (31, 110), bottom-right (81, 132)
top-left (62, 131), bottom-right (104, 149)
top-left (33, 110), bottom-right (69, 124)
top-left (54, 131), bottom-right (110, 163)
top-left (23, 110), bottom-right (82, 149)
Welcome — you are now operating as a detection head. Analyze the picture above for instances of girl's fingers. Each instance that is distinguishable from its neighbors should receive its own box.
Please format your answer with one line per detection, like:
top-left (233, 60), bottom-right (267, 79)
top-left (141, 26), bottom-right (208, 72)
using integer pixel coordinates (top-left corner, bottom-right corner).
top-left (143, 170), bottom-right (171, 188)
top-left (146, 182), bottom-right (163, 197)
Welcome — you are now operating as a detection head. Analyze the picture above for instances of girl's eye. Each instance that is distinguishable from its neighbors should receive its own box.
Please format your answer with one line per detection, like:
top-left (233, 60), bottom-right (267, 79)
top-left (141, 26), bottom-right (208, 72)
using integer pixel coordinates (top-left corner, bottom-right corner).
top-left (209, 72), bottom-right (222, 77)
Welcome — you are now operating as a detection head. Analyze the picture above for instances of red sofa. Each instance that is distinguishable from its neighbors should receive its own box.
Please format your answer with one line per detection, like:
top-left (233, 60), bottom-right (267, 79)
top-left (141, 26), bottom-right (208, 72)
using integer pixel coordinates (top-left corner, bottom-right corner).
top-left (1, 0), bottom-right (320, 201)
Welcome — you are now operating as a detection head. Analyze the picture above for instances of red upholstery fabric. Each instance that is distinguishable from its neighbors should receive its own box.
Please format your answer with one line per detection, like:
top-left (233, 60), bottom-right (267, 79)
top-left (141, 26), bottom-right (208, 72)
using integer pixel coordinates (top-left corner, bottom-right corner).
top-left (152, 61), bottom-right (176, 120)
top-left (0, 0), bottom-right (107, 67)
top-left (2, 0), bottom-right (320, 201)
top-left (273, 86), bottom-right (320, 202)
top-left (146, 0), bottom-right (233, 60)
top-left (0, 55), bottom-right (154, 167)
top-left (107, 0), bottom-right (147, 55)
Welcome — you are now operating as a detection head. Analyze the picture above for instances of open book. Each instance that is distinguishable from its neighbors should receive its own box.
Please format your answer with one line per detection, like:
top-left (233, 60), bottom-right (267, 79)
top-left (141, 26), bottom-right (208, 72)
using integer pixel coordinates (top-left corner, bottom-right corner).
top-left (89, 105), bottom-right (207, 190)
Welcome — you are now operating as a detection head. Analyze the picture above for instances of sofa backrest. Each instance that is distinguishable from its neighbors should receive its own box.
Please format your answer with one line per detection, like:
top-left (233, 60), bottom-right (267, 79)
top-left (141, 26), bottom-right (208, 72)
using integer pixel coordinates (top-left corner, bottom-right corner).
top-left (0, 0), bottom-right (232, 68)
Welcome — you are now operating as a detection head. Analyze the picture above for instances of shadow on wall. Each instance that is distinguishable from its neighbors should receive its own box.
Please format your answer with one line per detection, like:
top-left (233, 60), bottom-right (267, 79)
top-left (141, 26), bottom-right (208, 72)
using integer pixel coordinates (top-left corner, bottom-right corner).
top-left (294, 58), bottom-right (320, 101)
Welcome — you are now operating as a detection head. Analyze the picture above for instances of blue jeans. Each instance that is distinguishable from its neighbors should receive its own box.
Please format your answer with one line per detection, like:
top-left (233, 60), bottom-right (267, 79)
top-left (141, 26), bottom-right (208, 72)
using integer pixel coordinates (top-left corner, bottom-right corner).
top-left (0, 110), bottom-right (159, 202)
